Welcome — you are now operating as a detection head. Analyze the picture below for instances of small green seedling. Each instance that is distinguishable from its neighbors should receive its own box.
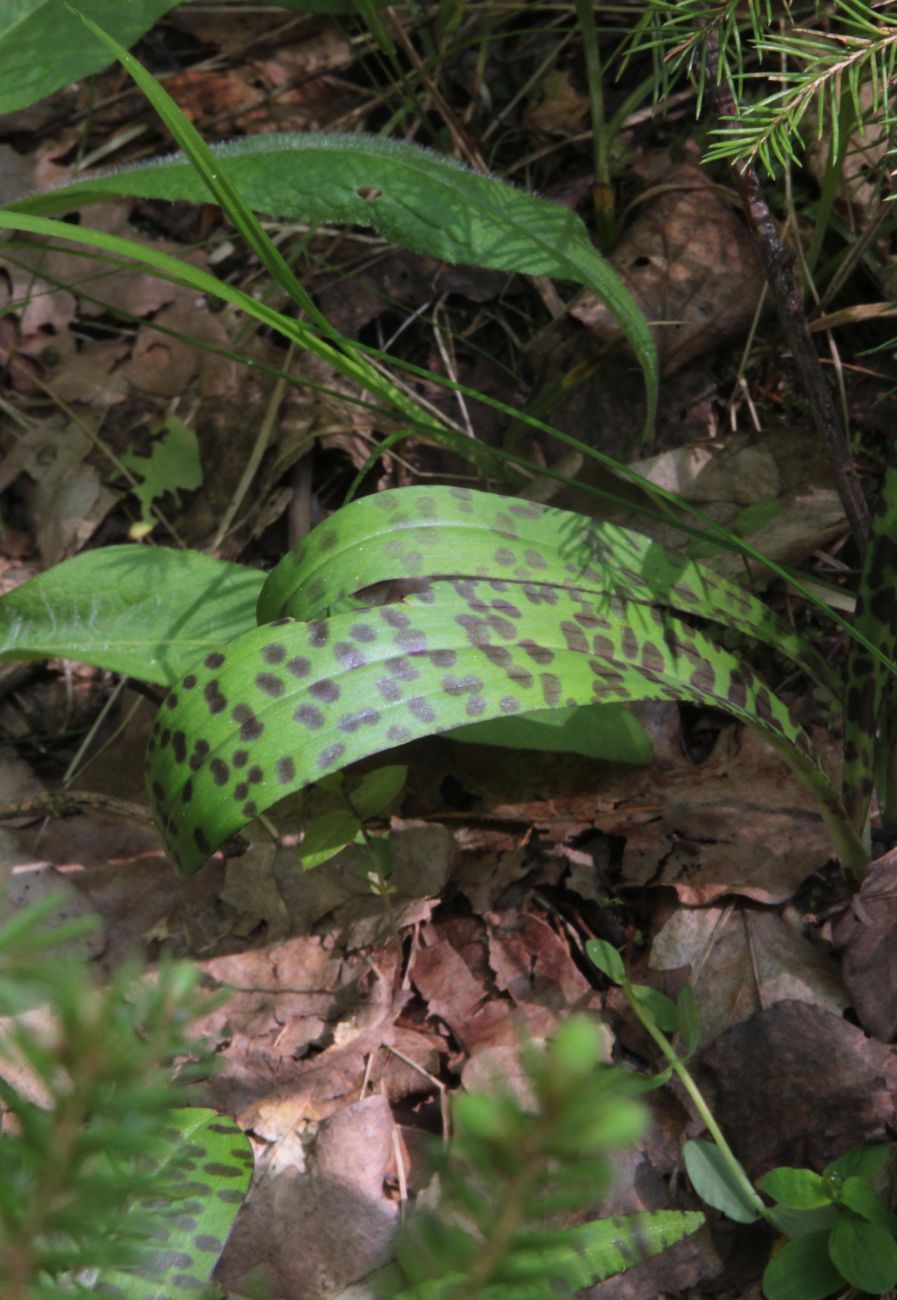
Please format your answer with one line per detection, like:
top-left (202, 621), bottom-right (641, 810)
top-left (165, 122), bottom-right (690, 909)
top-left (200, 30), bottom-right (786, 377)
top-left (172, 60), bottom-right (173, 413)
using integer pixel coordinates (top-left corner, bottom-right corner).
top-left (587, 938), bottom-right (897, 1300)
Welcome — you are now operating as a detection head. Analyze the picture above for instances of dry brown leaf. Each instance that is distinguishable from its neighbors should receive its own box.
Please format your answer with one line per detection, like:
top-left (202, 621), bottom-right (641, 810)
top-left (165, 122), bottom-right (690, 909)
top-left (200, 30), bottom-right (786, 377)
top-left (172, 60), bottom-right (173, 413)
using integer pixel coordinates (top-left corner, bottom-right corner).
top-left (650, 902), bottom-right (847, 1044)
top-left (571, 162), bottom-right (765, 374)
top-left (697, 1001), bottom-right (897, 1175)
top-left (833, 844), bottom-right (897, 1040)
top-left (215, 1096), bottom-right (397, 1300)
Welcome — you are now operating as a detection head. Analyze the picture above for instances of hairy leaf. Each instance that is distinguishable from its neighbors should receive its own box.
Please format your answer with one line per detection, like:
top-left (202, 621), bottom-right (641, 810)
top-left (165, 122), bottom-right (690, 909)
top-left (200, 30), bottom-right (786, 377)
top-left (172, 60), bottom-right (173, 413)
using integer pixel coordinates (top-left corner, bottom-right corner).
top-left (0, 547), bottom-right (262, 685)
top-left (10, 133), bottom-right (658, 429)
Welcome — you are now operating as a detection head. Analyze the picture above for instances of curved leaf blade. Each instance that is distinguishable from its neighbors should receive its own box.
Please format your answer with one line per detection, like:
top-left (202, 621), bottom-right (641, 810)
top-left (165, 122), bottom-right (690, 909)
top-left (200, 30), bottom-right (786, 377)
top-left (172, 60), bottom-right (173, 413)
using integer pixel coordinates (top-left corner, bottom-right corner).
top-left (11, 133), bottom-right (658, 430)
top-left (147, 582), bottom-right (845, 876)
top-left (258, 486), bottom-right (840, 698)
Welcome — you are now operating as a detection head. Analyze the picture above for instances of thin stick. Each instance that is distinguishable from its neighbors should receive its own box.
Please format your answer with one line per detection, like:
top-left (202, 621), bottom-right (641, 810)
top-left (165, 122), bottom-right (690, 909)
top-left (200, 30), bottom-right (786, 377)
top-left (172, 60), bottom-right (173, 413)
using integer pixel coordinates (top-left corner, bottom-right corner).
top-left (705, 31), bottom-right (871, 550)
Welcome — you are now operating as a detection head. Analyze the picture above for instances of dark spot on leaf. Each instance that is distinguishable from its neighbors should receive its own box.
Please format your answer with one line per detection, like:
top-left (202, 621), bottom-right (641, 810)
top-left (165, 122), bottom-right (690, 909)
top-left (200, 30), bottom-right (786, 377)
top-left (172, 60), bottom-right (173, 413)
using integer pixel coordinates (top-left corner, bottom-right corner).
top-left (194, 828), bottom-right (211, 855)
top-left (243, 801), bottom-right (257, 818)
top-left (561, 621), bottom-right (588, 654)
top-left (520, 640), bottom-right (554, 665)
top-left (592, 634), bottom-right (615, 659)
top-left (387, 724), bottom-right (411, 742)
top-left (429, 649), bottom-right (457, 667)
top-left (181, 780), bottom-right (193, 803)
top-left (481, 644), bottom-right (512, 669)
top-left (277, 756), bottom-right (295, 783)
top-left (204, 680), bottom-right (227, 714)
top-left (540, 673), bottom-right (562, 707)
top-left (396, 628), bottom-right (428, 653)
top-left (409, 697), bottom-right (437, 722)
top-left (262, 643), bottom-right (286, 665)
top-left (311, 678), bottom-right (340, 702)
top-left (507, 664), bottom-right (534, 689)
top-left (294, 704), bottom-right (324, 729)
top-left (152, 781), bottom-right (165, 802)
top-left (500, 695), bottom-right (521, 713)
top-left (288, 656), bottom-right (311, 677)
top-left (690, 662), bottom-right (716, 694)
top-left (194, 1235), bottom-right (224, 1253)
top-left (466, 696), bottom-right (487, 717)
top-left (204, 653), bottom-right (226, 669)
top-left (172, 731), bottom-right (187, 763)
top-left (189, 739), bottom-right (210, 770)
top-left (248, 766), bottom-right (263, 783)
top-left (494, 547), bottom-right (515, 567)
top-left (319, 742), bottom-right (346, 768)
top-left (377, 677), bottom-right (403, 702)
top-left (160, 728), bottom-right (171, 748)
top-left (309, 622), bottom-right (329, 647)
top-left (523, 549), bottom-right (547, 569)
top-left (183, 675), bottom-right (197, 689)
top-left (621, 628), bottom-right (639, 659)
top-left (351, 622), bottom-right (377, 642)
top-left (232, 704), bottom-right (264, 741)
top-left (233, 782), bottom-right (249, 801)
top-left (335, 642), bottom-right (366, 669)
top-left (386, 656), bottom-right (419, 681)
top-left (382, 608), bottom-right (411, 630)
top-left (210, 759), bottom-right (229, 786)
top-left (233, 749), bottom-right (248, 767)
top-left (256, 672), bottom-right (284, 697)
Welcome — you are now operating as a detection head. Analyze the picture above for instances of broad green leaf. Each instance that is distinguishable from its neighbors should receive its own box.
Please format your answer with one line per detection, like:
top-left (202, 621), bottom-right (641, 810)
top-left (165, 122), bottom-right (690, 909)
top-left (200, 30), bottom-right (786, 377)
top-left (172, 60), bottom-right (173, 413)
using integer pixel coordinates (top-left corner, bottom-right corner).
top-left (585, 940), bottom-right (626, 986)
top-left (675, 984), bottom-right (701, 1058)
top-left (11, 134), bottom-right (658, 431)
top-left (843, 451), bottom-right (897, 830)
top-left (300, 809), bottom-right (362, 869)
top-left (256, 487), bottom-right (840, 700)
top-left (837, 1175), bottom-right (897, 1230)
top-left (630, 984), bottom-right (678, 1032)
top-left (0, 0), bottom-right (180, 115)
top-left (761, 1167), bottom-right (831, 1210)
top-left (0, 547), bottom-right (262, 686)
top-left (348, 764), bottom-right (407, 819)
top-left (683, 1140), bottom-right (761, 1224)
top-left (446, 701), bottom-right (651, 763)
top-left (828, 1210), bottom-right (897, 1293)
top-left (762, 1231), bottom-right (845, 1300)
top-left (147, 564), bottom-right (860, 875)
top-left (92, 1107), bottom-right (253, 1298)
top-left (767, 1203), bottom-right (839, 1239)
top-left (825, 1145), bottom-right (890, 1182)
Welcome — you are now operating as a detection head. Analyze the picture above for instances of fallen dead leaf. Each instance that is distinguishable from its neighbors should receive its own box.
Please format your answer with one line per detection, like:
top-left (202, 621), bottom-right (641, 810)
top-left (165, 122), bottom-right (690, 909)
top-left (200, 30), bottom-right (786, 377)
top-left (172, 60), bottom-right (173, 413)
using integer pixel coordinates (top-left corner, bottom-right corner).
top-left (832, 844), bottom-right (897, 1040)
top-left (696, 1000), bottom-right (897, 1176)
top-left (571, 162), bottom-right (765, 375)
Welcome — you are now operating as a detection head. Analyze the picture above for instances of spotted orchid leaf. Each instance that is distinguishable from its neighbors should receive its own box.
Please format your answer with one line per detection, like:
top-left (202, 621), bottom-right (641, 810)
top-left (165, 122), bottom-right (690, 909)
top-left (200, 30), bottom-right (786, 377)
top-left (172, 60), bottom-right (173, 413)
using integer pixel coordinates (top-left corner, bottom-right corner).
top-left (91, 1107), bottom-right (252, 1298)
top-left (843, 451), bottom-right (897, 832)
top-left (258, 487), bottom-right (840, 699)
top-left (147, 566), bottom-right (863, 877)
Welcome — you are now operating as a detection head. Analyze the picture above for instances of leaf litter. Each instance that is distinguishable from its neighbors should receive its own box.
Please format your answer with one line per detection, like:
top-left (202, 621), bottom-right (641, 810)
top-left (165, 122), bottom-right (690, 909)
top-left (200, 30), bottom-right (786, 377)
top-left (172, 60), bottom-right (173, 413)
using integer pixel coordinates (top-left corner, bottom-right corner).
top-left (1, 6), bottom-right (897, 1299)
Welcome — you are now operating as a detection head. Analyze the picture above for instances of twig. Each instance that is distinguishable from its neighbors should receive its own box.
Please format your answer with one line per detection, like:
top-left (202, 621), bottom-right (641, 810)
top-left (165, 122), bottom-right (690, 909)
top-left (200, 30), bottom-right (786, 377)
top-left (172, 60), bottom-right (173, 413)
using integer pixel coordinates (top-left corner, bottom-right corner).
top-left (704, 30), bottom-right (871, 550)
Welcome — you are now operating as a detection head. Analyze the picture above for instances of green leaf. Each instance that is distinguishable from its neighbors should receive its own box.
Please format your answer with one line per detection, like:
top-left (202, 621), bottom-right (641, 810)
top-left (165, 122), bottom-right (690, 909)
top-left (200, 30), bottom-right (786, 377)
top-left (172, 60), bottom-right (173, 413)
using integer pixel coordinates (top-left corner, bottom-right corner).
top-left (767, 1203), bottom-right (840, 1240)
top-left (300, 809), bottom-right (362, 869)
top-left (0, 547), bottom-right (262, 686)
top-left (837, 1175), bottom-right (897, 1230)
top-left (92, 1107), bottom-right (253, 1298)
top-left (348, 763), bottom-right (407, 819)
top-left (825, 1145), bottom-right (890, 1182)
top-left (256, 486), bottom-right (839, 700)
top-left (446, 701), bottom-right (652, 762)
top-left (120, 415), bottom-right (203, 536)
top-left (585, 940), bottom-right (626, 986)
top-left (762, 1231), bottom-right (844, 1300)
top-left (630, 984), bottom-right (678, 1032)
top-left (675, 984), bottom-right (701, 1058)
top-left (828, 1210), bottom-right (897, 1293)
top-left (493, 1210), bottom-right (706, 1290)
top-left (0, 0), bottom-right (180, 115)
top-left (12, 134), bottom-right (658, 432)
top-left (761, 1167), bottom-right (831, 1210)
top-left (683, 1140), bottom-right (761, 1224)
